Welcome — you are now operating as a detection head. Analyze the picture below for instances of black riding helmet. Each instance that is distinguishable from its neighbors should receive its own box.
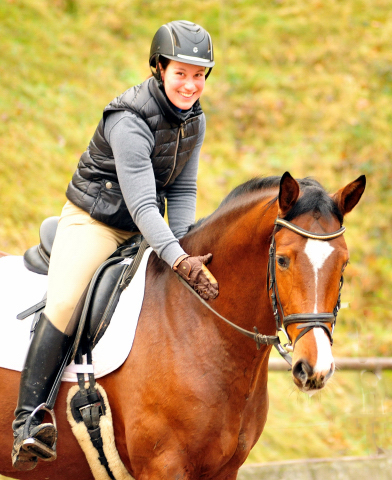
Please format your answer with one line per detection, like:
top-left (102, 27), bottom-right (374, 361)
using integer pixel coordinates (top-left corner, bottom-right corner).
top-left (149, 20), bottom-right (214, 82)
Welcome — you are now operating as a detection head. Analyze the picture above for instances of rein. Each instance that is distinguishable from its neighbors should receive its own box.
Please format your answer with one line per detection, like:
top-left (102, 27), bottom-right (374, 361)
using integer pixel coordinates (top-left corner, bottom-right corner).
top-left (177, 276), bottom-right (281, 350)
top-left (177, 217), bottom-right (346, 367)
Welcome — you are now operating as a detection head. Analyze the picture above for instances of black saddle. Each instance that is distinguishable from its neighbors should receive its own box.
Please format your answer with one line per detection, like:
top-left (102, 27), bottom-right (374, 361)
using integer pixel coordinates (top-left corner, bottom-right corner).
top-left (19, 218), bottom-right (148, 470)
top-left (23, 216), bottom-right (59, 275)
top-left (20, 217), bottom-right (146, 352)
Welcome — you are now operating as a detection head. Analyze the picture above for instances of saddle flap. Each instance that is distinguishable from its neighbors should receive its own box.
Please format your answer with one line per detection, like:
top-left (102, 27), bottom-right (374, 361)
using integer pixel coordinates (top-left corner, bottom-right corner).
top-left (78, 236), bottom-right (144, 355)
top-left (87, 259), bottom-right (129, 349)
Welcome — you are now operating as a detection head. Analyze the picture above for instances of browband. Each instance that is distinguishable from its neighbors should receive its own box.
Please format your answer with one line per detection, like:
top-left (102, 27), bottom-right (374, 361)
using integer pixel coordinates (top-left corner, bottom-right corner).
top-left (275, 218), bottom-right (346, 240)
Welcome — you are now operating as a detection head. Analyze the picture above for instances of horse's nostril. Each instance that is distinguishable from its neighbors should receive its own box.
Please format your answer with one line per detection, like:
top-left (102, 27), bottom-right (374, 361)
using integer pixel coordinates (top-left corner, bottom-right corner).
top-left (292, 360), bottom-right (312, 384)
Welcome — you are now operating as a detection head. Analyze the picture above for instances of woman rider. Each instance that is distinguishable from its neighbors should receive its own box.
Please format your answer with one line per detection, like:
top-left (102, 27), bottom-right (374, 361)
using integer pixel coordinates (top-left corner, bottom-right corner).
top-left (12, 20), bottom-right (218, 471)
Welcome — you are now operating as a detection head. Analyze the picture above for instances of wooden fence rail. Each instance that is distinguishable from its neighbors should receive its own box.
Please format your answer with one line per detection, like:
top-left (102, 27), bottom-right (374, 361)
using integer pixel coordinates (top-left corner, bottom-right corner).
top-left (268, 357), bottom-right (392, 372)
top-left (238, 454), bottom-right (392, 480)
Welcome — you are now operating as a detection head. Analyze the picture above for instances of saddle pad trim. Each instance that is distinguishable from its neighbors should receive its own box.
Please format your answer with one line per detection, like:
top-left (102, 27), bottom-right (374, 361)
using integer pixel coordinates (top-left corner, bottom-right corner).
top-left (66, 382), bottom-right (134, 480)
top-left (0, 249), bottom-right (152, 383)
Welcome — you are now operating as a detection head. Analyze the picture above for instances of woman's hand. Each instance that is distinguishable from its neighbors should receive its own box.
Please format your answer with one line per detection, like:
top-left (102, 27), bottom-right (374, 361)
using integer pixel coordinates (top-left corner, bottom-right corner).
top-left (173, 253), bottom-right (219, 300)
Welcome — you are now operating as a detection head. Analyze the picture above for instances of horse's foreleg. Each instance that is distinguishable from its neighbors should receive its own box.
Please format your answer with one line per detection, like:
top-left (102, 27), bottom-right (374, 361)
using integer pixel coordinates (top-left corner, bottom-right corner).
top-left (134, 462), bottom-right (241, 480)
top-left (136, 471), bottom-right (192, 480)
top-left (130, 452), bottom-right (202, 480)
top-left (213, 471), bottom-right (240, 480)
top-left (138, 470), bottom-right (240, 480)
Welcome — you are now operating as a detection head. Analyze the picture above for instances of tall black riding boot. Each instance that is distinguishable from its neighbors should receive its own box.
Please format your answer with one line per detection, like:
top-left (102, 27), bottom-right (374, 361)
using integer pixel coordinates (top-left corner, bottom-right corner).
top-left (12, 313), bottom-right (71, 471)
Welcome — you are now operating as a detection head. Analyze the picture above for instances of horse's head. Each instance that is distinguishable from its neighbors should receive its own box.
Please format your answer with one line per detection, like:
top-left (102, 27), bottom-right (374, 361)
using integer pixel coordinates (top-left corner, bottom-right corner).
top-left (273, 172), bottom-right (366, 394)
top-left (181, 172), bottom-right (365, 395)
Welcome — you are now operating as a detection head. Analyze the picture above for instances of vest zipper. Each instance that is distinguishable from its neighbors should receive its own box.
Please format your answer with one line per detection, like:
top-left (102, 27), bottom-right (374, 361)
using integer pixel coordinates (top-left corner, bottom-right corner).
top-left (162, 115), bottom-right (201, 188)
top-left (162, 121), bottom-right (186, 187)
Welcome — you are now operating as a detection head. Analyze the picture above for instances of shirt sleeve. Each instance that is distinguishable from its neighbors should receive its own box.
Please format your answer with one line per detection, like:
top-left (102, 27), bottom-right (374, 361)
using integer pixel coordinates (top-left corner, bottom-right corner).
top-left (104, 110), bottom-right (187, 267)
top-left (166, 114), bottom-right (206, 239)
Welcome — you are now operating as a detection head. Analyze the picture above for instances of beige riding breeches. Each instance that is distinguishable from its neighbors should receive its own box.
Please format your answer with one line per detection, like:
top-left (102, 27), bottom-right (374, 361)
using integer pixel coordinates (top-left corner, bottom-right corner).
top-left (44, 201), bottom-right (136, 333)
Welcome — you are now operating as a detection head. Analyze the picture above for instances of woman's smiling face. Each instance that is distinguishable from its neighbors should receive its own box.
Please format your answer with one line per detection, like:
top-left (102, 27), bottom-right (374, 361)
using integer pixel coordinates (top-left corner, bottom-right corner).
top-left (160, 60), bottom-right (206, 110)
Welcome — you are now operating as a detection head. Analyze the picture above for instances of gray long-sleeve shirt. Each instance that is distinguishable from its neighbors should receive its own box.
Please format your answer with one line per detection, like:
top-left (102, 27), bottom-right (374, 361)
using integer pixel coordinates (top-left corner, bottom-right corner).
top-left (104, 110), bottom-right (206, 267)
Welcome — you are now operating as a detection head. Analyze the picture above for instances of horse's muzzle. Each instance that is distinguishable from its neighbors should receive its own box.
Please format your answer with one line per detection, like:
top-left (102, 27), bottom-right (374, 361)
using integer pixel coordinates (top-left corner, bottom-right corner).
top-left (292, 359), bottom-right (335, 393)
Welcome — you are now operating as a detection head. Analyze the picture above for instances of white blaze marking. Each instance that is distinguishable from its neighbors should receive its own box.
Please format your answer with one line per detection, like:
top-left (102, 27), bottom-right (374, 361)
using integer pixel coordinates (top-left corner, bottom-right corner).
top-left (304, 238), bottom-right (335, 375)
top-left (313, 327), bottom-right (334, 373)
top-left (304, 239), bottom-right (334, 313)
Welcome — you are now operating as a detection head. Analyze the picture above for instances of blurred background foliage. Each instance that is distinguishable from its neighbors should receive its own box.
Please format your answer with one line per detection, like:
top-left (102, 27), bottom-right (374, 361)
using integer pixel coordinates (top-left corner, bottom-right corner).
top-left (1, 0), bottom-right (392, 468)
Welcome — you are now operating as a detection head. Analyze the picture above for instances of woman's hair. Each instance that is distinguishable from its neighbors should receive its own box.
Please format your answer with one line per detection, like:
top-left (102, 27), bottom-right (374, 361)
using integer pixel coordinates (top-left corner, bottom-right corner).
top-left (159, 56), bottom-right (171, 71)
top-left (146, 55), bottom-right (171, 80)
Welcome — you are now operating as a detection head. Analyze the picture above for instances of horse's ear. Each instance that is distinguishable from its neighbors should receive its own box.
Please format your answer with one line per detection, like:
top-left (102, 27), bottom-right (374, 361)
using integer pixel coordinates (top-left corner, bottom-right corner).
top-left (332, 175), bottom-right (366, 216)
top-left (278, 172), bottom-right (300, 217)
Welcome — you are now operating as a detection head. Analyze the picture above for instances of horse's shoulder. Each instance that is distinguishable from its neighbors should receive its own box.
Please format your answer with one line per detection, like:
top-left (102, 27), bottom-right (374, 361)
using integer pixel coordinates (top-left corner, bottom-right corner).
top-left (146, 252), bottom-right (169, 279)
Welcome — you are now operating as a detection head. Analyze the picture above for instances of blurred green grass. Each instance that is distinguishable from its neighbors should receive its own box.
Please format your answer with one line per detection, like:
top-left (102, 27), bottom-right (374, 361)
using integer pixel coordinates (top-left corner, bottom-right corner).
top-left (1, 0), bottom-right (392, 471)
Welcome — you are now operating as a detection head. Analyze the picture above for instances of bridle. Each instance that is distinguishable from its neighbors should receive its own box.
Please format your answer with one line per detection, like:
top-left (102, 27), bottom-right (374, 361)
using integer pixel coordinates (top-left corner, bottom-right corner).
top-left (268, 218), bottom-right (345, 365)
top-left (176, 217), bottom-right (346, 367)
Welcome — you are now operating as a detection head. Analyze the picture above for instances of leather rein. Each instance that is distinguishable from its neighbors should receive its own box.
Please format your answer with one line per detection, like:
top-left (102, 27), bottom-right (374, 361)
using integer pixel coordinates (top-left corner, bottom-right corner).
top-left (177, 217), bottom-right (346, 367)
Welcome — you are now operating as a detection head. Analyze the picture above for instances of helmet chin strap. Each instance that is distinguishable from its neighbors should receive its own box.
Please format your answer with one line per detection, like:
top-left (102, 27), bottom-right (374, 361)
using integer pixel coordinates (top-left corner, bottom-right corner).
top-left (204, 67), bottom-right (212, 80)
top-left (150, 54), bottom-right (163, 85)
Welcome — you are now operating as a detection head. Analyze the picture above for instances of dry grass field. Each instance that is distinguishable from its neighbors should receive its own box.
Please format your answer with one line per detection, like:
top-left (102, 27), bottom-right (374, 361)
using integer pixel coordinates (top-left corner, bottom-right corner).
top-left (1, 0), bottom-right (391, 474)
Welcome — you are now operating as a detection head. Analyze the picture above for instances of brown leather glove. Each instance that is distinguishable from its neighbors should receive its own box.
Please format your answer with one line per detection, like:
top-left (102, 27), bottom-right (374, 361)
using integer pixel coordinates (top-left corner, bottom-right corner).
top-left (173, 253), bottom-right (219, 300)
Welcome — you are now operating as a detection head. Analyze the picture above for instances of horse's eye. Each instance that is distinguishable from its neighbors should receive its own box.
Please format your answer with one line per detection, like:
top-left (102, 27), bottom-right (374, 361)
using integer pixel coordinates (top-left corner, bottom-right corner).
top-left (277, 256), bottom-right (290, 269)
top-left (342, 261), bottom-right (349, 273)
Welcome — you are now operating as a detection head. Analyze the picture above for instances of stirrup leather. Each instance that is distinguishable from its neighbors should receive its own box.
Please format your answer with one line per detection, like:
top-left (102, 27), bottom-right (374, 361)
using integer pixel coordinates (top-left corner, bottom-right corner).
top-left (21, 404), bottom-right (58, 461)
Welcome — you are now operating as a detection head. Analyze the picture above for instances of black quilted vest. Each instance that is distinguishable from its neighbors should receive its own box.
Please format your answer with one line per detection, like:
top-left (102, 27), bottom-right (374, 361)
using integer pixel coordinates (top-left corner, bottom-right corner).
top-left (66, 77), bottom-right (204, 231)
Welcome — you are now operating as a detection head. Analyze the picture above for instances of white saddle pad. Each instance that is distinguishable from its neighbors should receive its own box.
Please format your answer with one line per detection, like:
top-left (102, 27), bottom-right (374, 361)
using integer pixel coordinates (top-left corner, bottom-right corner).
top-left (0, 248), bottom-right (152, 382)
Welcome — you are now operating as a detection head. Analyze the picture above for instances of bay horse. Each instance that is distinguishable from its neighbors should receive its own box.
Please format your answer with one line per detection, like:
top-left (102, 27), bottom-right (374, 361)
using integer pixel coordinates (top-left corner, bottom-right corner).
top-left (0, 172), bottom-right (365, 480)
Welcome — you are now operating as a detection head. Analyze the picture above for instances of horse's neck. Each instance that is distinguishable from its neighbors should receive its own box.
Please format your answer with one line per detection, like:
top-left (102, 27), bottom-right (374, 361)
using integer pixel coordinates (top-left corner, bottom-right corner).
top-left (180, 196), bottom-right (278, 356)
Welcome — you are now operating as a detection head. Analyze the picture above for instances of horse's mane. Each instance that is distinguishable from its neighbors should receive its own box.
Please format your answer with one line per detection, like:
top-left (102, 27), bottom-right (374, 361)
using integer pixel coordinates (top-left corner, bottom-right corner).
top-left (190, 175), bottom-right (343, 231)
top-left (150, 175), bottom-right (343, 275)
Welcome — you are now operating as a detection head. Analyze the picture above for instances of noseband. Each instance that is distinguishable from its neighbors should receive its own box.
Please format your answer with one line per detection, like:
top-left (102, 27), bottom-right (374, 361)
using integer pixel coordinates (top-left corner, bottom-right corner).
top-left (268, 218), bottom-right (345, 361)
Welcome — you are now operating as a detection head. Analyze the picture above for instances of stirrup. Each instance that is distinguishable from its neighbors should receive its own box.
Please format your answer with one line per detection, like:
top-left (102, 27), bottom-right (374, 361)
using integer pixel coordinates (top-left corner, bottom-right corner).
top-left (22, 436), bottom-right (57, 461)
top-left (22, 404), bottom-right (58, 461)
